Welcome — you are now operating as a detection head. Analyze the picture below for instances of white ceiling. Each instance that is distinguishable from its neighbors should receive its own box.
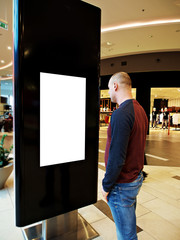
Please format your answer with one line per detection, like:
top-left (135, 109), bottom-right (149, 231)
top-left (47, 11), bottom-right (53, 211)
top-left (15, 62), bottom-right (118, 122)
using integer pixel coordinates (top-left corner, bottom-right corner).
top-left (84, 0), bottom-right (180, 59)
top-left (0, 0), bottom-right (180, 79)
top-left (0, 0), bottom-right (13, 78)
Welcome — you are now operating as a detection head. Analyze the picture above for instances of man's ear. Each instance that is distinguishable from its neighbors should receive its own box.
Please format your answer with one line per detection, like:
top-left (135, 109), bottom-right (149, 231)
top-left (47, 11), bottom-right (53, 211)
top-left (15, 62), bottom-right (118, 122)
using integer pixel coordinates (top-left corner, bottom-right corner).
top-left (114, 82), bottom-right (118, 91)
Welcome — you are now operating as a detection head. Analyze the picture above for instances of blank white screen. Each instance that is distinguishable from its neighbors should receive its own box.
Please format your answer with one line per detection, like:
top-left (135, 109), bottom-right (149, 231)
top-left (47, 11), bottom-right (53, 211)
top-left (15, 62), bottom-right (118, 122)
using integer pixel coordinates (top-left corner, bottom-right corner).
top-left (40, 72), bottom-right (86, 167)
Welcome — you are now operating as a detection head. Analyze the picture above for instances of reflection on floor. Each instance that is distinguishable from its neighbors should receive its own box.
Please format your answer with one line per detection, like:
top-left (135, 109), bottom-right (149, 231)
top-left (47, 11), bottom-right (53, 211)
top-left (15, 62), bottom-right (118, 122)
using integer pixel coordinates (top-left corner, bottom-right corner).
top-left (99, 126), bottom-right (180, 167)
top-left (146, 127), bottom-right (180, 167)
top-left (0, 128), bottom-right (180, 239)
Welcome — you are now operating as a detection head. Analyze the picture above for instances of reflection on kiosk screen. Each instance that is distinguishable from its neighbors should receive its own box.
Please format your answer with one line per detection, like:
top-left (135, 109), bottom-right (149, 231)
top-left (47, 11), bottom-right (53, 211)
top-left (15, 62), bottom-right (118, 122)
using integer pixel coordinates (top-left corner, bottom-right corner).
top-left (40, 72), bottom-right (86, 167)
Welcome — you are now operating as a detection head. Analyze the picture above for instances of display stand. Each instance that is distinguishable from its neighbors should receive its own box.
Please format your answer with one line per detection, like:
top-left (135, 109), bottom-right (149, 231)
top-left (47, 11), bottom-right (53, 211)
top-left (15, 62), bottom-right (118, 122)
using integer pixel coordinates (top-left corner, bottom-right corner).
top-left (22, 210), bottom-right (99, 240)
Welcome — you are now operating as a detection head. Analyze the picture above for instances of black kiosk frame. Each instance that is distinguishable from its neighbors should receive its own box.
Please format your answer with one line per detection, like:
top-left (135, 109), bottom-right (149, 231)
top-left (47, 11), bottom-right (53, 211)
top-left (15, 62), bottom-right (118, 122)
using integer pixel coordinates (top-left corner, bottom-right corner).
top-left (14, 0), bottom-right (100, 237)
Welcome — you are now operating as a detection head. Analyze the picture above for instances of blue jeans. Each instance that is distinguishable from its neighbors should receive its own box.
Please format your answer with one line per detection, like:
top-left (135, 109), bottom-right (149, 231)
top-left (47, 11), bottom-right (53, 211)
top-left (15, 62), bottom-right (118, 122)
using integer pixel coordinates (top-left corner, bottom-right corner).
top-left (107, 172), bottom-right (143, 240)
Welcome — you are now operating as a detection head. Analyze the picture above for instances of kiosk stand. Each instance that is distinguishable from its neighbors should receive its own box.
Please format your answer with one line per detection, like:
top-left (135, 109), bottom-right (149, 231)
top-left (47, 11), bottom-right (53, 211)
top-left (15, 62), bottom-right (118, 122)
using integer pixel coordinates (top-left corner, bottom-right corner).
top-left (22, 211), bottom-right (99, 240)
top-left (14, 0), bottom-right (100, 235)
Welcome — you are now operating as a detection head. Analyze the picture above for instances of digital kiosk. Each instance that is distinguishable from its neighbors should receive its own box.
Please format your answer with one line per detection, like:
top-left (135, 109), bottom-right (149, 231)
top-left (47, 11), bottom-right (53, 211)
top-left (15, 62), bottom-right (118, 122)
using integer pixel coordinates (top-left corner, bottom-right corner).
top-left (14, 0), bottom-right (100, 239)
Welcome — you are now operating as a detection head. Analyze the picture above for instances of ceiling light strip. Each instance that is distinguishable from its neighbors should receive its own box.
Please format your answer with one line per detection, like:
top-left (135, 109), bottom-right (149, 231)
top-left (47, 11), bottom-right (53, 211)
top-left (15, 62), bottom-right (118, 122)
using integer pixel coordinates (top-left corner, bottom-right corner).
top-left (101, 19), bottom-right (180, 33)
top-left (0, 61), bottom-right (13, 70)
top-left (0, 76), bottom-right (13, 80)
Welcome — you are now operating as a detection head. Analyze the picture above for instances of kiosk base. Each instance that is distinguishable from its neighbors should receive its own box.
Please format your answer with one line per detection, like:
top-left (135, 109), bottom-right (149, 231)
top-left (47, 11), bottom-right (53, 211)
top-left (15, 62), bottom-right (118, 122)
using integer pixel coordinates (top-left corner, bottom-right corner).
top-left (22, 210), bottom-right (99, 240)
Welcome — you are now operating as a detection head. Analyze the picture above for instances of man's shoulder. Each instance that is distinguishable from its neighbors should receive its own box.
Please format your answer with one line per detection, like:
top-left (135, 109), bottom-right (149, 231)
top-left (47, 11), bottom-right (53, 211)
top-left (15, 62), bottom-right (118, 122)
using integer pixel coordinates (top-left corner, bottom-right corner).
top-left (111, 100), bottom-right (135, 124)
top-left (118, 99), bottom-right (135, 115)
top-left (133, 100), bottom-right (146, 114)
top-left (112, 106), bottom-right (129, 117)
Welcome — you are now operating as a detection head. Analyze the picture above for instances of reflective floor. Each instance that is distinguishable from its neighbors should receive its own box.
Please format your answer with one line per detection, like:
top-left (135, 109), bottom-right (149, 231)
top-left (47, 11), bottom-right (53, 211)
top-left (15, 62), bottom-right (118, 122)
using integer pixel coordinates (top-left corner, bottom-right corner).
top-left (0, 128), bottom-right (180, 240)
top-left (99, 125), bottom-right (180, 167)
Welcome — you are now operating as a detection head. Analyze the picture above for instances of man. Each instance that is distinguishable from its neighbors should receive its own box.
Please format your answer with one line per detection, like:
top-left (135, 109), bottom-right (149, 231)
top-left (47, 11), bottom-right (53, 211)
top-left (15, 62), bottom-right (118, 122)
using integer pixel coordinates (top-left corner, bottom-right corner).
top-left (162, 107), bottom-right (169, 129)
top-left (102, 72), bottom-right (148, 240)
top-left (151, 107), bottom-right (157, 128)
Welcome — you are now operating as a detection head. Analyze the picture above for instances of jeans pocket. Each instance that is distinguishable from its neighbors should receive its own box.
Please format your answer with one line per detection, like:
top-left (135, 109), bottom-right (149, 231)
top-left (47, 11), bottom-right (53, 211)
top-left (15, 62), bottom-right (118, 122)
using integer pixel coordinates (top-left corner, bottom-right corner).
top-left (108, 185), bottom-right (118, 204)
top-left (119, 185), bottom-right (139, 207)
top-left (108, 175), bottom-right (143, 208)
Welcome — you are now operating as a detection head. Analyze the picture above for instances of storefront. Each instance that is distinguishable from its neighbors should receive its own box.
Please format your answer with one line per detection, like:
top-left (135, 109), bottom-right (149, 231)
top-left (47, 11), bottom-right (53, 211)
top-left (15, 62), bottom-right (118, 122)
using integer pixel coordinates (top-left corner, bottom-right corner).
top-left (100, 71), bottom-right (180, 133)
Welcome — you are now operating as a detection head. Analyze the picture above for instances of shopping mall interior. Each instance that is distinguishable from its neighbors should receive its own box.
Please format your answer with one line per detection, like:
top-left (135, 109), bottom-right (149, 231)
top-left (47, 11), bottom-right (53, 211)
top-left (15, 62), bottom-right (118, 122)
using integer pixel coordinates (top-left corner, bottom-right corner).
top-left (0, 0), bottom-right (180, 239)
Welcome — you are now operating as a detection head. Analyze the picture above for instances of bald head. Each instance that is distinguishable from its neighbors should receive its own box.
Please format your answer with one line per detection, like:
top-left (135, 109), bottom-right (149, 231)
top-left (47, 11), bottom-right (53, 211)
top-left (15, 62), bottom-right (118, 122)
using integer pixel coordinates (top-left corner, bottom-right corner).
top-left (110, 72), bottom-right (132, 88)
top-left (108, 72), bottom-right (133, 105)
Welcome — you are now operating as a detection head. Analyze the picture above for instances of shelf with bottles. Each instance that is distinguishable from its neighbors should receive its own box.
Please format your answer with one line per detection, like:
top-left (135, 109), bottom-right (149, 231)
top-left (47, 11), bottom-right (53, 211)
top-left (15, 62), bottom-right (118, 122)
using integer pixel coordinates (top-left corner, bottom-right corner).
top-left (100, 98), bottom-right (118, 112)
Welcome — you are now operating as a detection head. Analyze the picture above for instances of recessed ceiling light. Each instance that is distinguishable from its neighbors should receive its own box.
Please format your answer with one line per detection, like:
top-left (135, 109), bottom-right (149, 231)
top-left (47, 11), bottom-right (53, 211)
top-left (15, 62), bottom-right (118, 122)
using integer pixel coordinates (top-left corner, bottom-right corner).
top-left (1, 60), bottom-right (5, 63)
top-left (7, 46), bottom-right (12, 50)
top-left (106, 41), bottom-right (112, 46)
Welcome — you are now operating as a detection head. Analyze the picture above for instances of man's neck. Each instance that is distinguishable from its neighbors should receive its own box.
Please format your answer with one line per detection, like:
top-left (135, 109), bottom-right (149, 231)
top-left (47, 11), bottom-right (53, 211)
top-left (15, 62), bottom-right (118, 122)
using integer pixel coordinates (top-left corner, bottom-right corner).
top-left (117, 92), bottom-right (133, 106)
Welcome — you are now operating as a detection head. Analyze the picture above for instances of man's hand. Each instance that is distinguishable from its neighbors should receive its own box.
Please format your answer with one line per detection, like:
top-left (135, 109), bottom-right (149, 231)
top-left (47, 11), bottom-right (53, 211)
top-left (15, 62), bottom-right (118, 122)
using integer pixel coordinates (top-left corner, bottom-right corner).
top-left (102, 187), bottom-right (109, 202)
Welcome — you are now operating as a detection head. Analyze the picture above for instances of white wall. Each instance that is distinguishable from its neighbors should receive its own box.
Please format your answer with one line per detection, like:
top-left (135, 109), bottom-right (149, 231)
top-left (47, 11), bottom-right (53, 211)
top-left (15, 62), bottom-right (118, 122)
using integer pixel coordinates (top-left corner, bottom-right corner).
top-left (100, 51), bottom-right (180, 76)
top-left (168, 98), bottom-right (180, 107)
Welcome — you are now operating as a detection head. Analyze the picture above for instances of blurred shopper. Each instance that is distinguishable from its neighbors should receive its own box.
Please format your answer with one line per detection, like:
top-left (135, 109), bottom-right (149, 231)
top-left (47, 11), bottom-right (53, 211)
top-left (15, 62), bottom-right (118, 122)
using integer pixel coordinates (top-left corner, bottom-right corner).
top-left (151, 107), bottom-right (157, 128)
top-left (4, 112), bottom-right (13, 132)
top-left (102, 72), bottom-right (148, 240)
top-left (162, 107), bottom-right (169, 129)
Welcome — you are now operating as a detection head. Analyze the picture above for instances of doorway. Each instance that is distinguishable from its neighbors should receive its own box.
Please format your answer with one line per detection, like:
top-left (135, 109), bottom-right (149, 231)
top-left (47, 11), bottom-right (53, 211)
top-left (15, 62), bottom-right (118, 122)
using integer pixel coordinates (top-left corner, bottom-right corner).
top-left (145, 88), bottom-right (180, 167)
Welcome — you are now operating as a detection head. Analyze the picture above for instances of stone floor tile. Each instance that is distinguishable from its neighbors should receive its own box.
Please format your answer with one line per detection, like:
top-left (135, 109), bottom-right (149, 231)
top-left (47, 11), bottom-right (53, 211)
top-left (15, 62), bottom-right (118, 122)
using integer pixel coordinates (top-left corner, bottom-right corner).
top-left (137, 212), bottom-right (180, 240)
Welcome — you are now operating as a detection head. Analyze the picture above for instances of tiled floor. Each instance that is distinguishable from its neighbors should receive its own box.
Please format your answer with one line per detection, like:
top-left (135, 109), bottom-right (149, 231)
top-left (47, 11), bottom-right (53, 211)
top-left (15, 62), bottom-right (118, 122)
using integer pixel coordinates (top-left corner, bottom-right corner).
top-left (99, 126), bottom-right (180, 167)
top-left (0, 128), bottom-right (180, 239)
top-left (145, 127), bottom-right (180, 167)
